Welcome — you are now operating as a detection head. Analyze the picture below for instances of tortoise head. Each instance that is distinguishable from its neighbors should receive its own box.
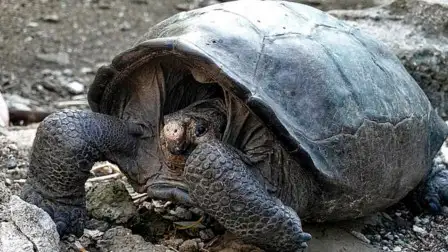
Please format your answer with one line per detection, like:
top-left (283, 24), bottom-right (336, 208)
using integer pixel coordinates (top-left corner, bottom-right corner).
top-left (161, 100), bottom-right (227, 156)
top-left (146, 99), bottom-right (227, 204)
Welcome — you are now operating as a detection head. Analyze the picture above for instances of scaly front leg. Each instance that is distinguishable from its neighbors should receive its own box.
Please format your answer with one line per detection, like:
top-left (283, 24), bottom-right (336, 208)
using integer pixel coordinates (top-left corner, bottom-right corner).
top-left (21, 110), bottom-right (145, 236)
top-left (184, 140), bottom-right (311, 252)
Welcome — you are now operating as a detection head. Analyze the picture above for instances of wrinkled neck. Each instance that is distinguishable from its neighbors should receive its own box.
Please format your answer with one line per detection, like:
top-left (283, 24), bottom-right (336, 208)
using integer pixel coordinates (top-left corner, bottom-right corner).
top-left (222, 91), bottom-right (315, 216)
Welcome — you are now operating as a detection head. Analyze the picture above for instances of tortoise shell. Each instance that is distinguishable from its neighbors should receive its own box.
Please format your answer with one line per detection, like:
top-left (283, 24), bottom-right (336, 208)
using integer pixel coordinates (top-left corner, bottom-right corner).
top-left (88, 0), bottom-right (447, 209)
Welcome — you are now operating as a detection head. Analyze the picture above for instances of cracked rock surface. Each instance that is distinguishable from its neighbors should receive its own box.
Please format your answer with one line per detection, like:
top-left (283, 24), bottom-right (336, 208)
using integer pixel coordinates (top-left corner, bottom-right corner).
top-left (0, 183), bottom-right (60, 252)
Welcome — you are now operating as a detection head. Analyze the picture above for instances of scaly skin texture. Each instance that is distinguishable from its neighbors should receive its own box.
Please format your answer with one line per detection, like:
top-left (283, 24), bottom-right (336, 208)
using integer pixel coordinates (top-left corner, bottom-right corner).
top-left (425, 169), bottom-right (448, 212)
top-left (21, 110), bottom-right (144, 236)
top-left (184, 140), bottom-right (311, 252)
top-left (409, 165), bottom-right (448, 214)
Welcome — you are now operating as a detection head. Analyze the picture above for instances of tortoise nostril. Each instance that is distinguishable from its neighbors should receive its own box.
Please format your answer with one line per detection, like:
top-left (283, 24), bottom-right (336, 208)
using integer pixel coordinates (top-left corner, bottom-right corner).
top-left (174, 129), bottom-right (178, 133)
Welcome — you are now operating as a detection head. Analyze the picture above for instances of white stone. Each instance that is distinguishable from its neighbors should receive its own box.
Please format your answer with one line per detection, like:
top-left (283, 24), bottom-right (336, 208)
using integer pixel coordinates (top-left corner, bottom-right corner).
top-left (0, 222), bottom-right (34, 252)
top-left (412, 225), bottom-right (428, 236)
top-left (65, 81), bottom-right (85, 94)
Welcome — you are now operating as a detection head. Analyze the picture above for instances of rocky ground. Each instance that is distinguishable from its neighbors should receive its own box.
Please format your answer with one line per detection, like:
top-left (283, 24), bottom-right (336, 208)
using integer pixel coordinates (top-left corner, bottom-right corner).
top-left (1, 0), bottom-right (448, 251)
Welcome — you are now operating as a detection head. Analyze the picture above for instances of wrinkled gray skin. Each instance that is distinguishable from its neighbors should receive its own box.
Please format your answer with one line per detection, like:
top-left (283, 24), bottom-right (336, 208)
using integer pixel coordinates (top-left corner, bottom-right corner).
top-left (20, 1), bottom-right (448, 252)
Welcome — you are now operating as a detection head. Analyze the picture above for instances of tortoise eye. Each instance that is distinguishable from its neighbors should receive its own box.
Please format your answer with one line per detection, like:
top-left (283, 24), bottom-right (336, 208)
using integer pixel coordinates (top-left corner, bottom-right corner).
top-left (195, 123), bottom-right (207, 137)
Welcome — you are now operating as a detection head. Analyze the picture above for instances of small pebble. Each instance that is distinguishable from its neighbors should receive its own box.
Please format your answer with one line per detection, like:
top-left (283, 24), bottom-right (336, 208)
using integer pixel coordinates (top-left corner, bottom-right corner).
top-left (382, 212), bottom-right (393, 221)
top-left (7, 144), bottom-right (18, 151)
top-left (374, 234), bottom-right (381, 242)
top-left (164, 238), bottom-right (184, 249)
top-left (42, 14), bottom-right (60, 23)
top-left (67, 234), bottom-right (76, 242)
top-left (80, 67), bottom-right (94, 74)
top-left (62, 69), bottom-right (73, 76)
top-left (83, 229), bottom-right (103, 240)
top-left (85, 219), bottom-right (110, 232)
top-left (169, 206), bottom-right (192, 220)
top-left (179, 239), bottom-right (198, 252)
top-left (350, 230), bottom-right (370, 244)
top-left (395, 239), bottom-right (404, 245)
top-left (65, 81), bottom-right (84, 95)
top-left (386, 233), bottom-right (394, 240)
top-left (420, 217), bottom-right (430, 225)
top-left (442, 206), bottom-right (448, 215)
top-left (6, 156), bottom-right (17, 169)
top-left (393, 246), bottom-right (402, 252)
top-left (199, 229), bottom-right (215, 241)
top-left (120, 21), bottom-right (131, 31)
top-left (27, 22), bottom-right (39, 27)
top-left (412, 225), bottom-right (427, 236)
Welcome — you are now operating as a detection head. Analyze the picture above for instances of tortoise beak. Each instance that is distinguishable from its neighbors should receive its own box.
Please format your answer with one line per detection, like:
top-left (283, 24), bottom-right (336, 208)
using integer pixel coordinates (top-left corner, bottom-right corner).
top-left (163, 121), bottom-right (188, 155)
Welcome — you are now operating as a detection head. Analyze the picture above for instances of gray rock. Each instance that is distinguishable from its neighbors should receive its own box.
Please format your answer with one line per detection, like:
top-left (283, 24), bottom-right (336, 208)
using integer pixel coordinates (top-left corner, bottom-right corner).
top-left (83, 229), bottom-right (104, 240)
top-left (386, 233), bottom-right (394, 240)
top-left (393, 246), bottom-right (402, 252)
top-left (97, 226), bottom-right (166, 252)
top-left (199, 228), bottom-right (215, 241)
top-left (119, 21), bottom-right (132, 31)
top-left (9, 195), bottom-right (60, 252)
top-left (36, 52), bottom-right (70, 65)
top-left (329, 0), bottom-right (448, 118)
top-left (350, 230), bottom-right (371, 244)
top-left (412, 225), bottom-right (427, 236)
top-left (179, 239), bottom-right (199, 252)
top-left (85, 218), bottom-right (110, 232)
top-left (80, 67), bottom-right (94, 74)
top-left (86, 181), bottom-right (137, 224)
top-left (0, 222), bottom-right (34, 252)
top-left (3, 94), bottom-right (36, 111)
top-left (62, 69), bottom-right (74, 76)
top-left (0, 181), bottom-right (11, 204)
top-left (41, 13), bottom-right (60, 23)
top-left (169, 206), bottom-right (193, 220)
top-left (164, 238), bottom-right (184, 249)
top-left (0, 92), bottom-right (8, 127)
top-left (6, 156), bottom-right (17, 169)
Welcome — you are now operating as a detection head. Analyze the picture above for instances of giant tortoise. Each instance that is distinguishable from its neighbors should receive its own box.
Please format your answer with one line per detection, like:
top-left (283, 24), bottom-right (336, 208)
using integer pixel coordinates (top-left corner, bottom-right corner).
top-left (21, 0), bottom-right (448, 251)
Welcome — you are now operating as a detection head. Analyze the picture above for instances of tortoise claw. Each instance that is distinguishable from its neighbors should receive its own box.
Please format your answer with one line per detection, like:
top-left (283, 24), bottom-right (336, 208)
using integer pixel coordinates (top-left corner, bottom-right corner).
top-left (420, 168), bottom-right (448, 215)
top-left (21, 184), bottom-right (86, 237)
top-left (184, 140), bottom-right (311, 252)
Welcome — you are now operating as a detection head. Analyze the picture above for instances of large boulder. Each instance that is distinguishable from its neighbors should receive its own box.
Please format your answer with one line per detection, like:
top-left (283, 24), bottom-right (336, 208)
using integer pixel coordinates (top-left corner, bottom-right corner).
top-left (8, 195), bottom-right (60, 252)
top-left (329, 0), bottom-right (448, 118)
top-left (0, 222), bottom-right (34, 252)
top-left (0, 186), bottom-right (60, 252)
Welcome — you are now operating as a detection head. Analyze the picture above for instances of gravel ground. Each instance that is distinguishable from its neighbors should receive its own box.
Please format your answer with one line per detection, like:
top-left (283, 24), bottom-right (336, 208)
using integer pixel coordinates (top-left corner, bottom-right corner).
top-left (1, 0), bottom-right (447, 251)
